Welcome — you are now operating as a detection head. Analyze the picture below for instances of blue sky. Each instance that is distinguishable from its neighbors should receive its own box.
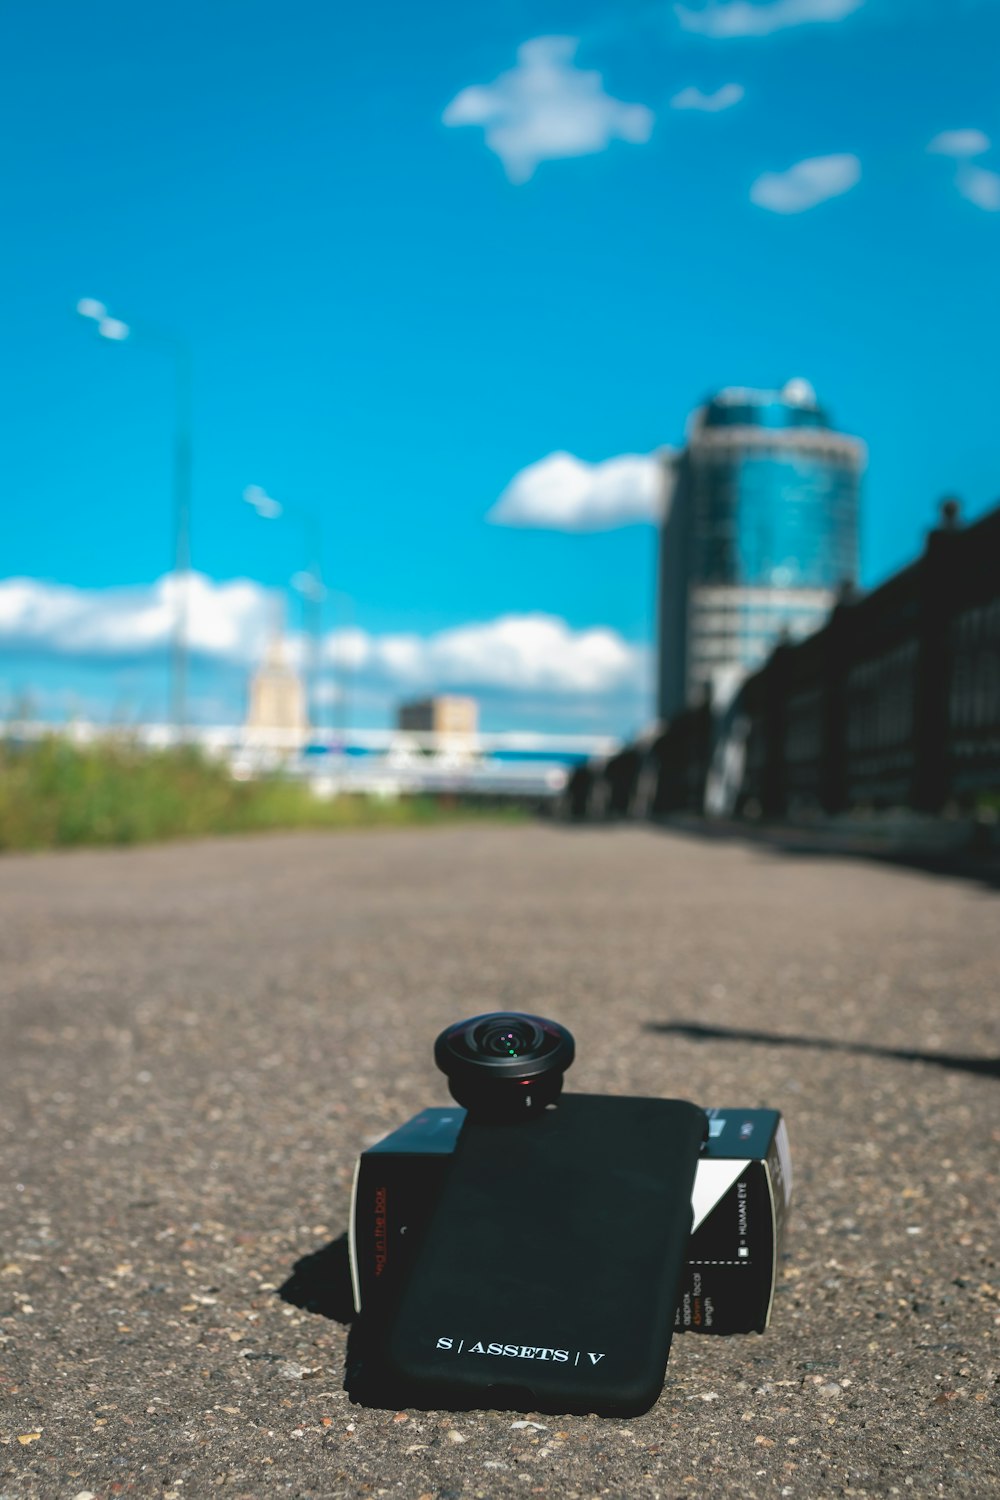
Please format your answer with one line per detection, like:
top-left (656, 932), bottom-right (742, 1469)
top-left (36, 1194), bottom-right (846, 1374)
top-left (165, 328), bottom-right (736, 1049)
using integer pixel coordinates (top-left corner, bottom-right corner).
top-left (2, 0), bottom-right (998, 732)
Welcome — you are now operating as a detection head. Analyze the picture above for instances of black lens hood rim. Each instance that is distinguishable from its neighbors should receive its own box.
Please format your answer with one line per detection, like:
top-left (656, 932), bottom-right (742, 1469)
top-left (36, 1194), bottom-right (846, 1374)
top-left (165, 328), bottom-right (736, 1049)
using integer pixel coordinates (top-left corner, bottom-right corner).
top-left (434, 1011), bottom-right (575, 1087)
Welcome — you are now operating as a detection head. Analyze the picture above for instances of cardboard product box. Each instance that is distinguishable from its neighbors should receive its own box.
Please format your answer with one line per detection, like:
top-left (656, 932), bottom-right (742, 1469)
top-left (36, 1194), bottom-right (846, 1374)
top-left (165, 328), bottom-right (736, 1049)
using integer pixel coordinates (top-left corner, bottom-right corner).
top-left (350, 1104), bottom-right (792, 1338)
top-left (675, 1107), bottom-right (793, 1335)
top-left (350, 1108), bottom-right (463, 1322)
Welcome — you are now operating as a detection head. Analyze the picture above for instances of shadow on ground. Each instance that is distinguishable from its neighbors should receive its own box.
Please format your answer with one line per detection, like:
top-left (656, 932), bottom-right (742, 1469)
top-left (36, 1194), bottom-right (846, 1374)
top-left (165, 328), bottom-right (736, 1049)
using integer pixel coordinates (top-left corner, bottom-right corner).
top-left (554, 822), bottom-right (1000, 888)
top-left (279, 1231), bottom-right (355, 1322)
top-left (278, 1232), bottom-right (470, 1411)
top-left (647, 1020), bottom-right (1000, 1081)
top-left (623, 814), bottom-right (1000, 894)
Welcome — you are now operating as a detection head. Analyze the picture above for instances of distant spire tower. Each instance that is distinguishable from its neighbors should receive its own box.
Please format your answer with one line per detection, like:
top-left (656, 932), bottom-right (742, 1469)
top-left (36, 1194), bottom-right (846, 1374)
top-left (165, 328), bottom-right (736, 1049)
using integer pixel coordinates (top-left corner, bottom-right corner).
top-left (245, 603), bottom-right (308, 741)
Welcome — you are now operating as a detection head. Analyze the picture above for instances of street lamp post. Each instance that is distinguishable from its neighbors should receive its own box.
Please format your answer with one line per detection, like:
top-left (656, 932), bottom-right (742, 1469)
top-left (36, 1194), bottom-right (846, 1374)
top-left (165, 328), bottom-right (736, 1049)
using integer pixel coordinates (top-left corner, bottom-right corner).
top-left (77, 298), bottom-right (193, 739)
top-left (324, 587), bottom-right (355, 745)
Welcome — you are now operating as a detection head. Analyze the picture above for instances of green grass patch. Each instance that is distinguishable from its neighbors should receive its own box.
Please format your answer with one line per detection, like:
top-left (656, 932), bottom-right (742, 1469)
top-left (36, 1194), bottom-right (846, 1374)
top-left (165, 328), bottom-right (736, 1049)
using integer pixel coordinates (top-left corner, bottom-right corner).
top-left (0, 737), bottom-right (527, 851)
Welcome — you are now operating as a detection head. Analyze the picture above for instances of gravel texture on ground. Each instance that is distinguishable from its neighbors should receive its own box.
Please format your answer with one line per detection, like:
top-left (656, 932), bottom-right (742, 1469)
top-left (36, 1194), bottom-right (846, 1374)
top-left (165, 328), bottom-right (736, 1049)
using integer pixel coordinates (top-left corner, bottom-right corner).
top-left (1, 823), bottom-right (997, 1500)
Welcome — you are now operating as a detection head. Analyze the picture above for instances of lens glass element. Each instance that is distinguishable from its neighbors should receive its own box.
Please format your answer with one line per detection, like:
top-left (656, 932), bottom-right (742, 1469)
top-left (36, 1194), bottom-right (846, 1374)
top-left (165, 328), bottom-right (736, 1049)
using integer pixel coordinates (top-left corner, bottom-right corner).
top-left (475, 1019), bottom-right (539, 1057)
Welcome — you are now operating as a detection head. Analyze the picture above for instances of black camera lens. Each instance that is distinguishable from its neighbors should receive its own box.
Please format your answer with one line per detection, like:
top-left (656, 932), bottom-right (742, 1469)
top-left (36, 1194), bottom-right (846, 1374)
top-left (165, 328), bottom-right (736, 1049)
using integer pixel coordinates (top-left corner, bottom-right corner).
top-left (434, 1012), bottom-right (575, 1120)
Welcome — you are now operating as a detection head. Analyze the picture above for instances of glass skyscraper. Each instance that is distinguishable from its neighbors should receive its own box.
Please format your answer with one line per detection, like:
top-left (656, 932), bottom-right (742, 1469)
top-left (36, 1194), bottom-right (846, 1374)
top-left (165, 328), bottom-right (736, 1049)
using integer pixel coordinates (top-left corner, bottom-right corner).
top-left (657, 380), bottom-right (864, 720)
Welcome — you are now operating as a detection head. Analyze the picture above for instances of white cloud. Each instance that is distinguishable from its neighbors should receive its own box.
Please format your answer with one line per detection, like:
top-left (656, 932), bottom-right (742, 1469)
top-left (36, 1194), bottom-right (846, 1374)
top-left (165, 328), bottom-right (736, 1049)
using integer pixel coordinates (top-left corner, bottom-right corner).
top-left (488, 451), bottom-right (667, 531)
top-left (924, 130), bottom-right (999, 211)
top-left (442, 36), bottom-right (654, 183)
top-left (926, 129), bottom-right (990, 159)
top-left (0, 574), bottom-right (644, 702)
top-left (0, 573), bottom-right (272, 663)
top-left (750, 153), bottom-right (861, 213)
top-left (328, 614), bottom-right (643, 697)
top-left (675, 0), bottom-right (863, 36)
top-left (956, 162), bottom-right (1000, 211)
top-left (671, 83), bottom-right (745, 111)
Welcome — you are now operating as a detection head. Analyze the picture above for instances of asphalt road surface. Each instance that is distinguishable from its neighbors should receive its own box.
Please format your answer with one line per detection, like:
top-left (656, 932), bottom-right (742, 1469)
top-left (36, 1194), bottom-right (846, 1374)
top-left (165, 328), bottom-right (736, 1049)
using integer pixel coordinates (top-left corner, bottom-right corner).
top-left (2, 824), bottom-right (998, 1499)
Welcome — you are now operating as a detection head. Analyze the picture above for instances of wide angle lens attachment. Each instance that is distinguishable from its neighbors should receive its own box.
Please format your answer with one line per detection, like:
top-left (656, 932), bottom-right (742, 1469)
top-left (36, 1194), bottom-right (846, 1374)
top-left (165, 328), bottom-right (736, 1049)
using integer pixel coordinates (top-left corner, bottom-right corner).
top-left (434, 1012), bottom-right (575, 1119)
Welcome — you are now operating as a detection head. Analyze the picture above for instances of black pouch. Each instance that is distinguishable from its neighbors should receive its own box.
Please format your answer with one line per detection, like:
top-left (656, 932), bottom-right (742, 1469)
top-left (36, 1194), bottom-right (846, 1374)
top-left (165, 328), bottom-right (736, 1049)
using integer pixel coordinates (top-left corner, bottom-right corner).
top-left (381, 1093), bottom-right (707, 1417)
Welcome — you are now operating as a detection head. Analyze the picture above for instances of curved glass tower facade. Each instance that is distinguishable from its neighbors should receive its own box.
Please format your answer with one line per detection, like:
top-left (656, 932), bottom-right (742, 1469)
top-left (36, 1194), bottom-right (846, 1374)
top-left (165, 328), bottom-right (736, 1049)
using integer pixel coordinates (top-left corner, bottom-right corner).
top-left (658, 382), bottom-right (864, 719)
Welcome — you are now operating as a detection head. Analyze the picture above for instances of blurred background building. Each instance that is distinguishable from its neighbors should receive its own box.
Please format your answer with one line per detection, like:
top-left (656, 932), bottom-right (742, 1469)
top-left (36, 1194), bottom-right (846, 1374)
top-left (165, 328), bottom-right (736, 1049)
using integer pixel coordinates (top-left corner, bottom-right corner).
top-left (245, 636), bottom-right (308, 743)
top-left (397, 695), bottom-right (479, 739)
top-left (657, 379), bottom-right (865, 719)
